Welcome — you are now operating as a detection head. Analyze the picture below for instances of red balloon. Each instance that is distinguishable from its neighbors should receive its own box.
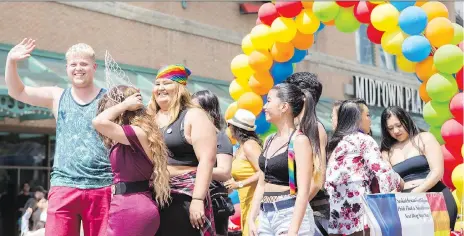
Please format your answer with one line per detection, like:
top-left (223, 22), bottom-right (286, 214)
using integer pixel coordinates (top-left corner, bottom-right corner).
top-left (456, 67), bottom-right (463, 91)
top-left (275, 1), bottom-right (303, 18)
top-left (450, 92), bottom-right (463, 123)
top-left (256, 17), bottom-right (263, 25)
top-left (367, 24), bottom-right (384, 44)
top-left (354, 1), bottom-right (375, 24)
top-left (337, 1), bottom-right (357, 7)
top-left (229, 204), bottom-right (241, 227)
top-left (441, 119), bottom-right (464, 148)
top-left (442, 144), bottom-right (463, 190)
top-left (258, 2), bottom-right (279, 26)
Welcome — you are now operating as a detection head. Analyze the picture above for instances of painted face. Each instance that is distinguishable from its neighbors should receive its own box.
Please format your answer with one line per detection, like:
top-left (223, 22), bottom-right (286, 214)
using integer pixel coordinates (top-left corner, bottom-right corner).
top-left (153, 79), bottom-right (178, 108)
top-left (386, 114), bottom-right (408, 142)
top-left (66, 54), bottom-right (96, 88)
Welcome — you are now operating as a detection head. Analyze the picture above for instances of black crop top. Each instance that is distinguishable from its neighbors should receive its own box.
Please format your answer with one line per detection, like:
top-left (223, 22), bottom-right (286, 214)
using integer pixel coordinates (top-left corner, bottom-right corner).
top-left (392, 155), bottom-right (430, 182)
top-left (163, 109), bottom-right (198, 166)
top-left (258, 131), bottom-right (296, 187)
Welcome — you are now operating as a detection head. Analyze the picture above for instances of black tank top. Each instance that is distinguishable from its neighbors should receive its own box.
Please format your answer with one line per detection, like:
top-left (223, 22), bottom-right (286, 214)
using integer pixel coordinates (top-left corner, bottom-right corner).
top-left (392, 155), bottom-right (430, 182)
top-left (162, 109), bottom-right (198, 166)
top-left (258, 131), bottom-right (296, 187)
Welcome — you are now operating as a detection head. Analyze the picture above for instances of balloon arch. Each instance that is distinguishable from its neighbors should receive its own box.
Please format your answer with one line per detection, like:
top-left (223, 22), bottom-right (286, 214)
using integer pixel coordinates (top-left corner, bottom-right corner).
top-left (224, 0), bottom-right (464, 231)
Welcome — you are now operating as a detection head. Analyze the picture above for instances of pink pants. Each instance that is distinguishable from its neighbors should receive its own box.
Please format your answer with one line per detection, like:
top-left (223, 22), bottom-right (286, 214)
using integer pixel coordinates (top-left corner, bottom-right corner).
top-left (45, 186), bottom-right (111, 236)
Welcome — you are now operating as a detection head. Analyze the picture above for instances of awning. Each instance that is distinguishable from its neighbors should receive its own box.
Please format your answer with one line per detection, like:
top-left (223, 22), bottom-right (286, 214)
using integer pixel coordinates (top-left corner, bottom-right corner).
top-left (0, 44), bottom-right (233, 121)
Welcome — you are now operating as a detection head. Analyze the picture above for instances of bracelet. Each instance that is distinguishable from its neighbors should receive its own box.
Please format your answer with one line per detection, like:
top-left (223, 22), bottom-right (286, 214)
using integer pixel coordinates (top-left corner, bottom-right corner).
top-left (192, 197), bottom-right (204, 201)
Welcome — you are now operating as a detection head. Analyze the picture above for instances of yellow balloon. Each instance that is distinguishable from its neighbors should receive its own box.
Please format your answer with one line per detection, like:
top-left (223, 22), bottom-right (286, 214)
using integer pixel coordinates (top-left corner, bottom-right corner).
top-left (225, 102), bottom-right (238, 120)
top-left (226, 127), bottom-right (237, 145)
top-left (371, 3), bottom-right (400, 32)
top-left (456, 221), bottom-right (464, 231)
top-left (369, 0), bottom-right (386, 4)
top-left (461, 144), bottom-right (464, 158)
top-left (452, 189), bottom-right (462, 214)
top-left (381, 28), bottom-right (407, 56)
top-left (271, 17), bottom-right (297, 43)
top-left (397, 55), bottom-right (417, 73)
top-left (230, 54), bottom-right (254, 79)
top-left (241, 34), bottom-right (254, 55)
top-left (295, 9), bottom-right (320, 34)
top-left (229, 79), bottom-right (251, 101)
top-left (452, 164), bottom-right (464, 192)
top-left (250, 24), bottom-right (275, 50)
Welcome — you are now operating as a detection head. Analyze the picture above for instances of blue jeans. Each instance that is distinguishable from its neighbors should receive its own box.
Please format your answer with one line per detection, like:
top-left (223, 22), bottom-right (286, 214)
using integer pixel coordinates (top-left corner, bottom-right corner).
top-left (258, 198), bottom-right (316, 235)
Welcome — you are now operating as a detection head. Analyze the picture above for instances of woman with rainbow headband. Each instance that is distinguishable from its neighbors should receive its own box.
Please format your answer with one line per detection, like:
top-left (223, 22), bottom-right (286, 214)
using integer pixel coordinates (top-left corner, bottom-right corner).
top-left (149, 65), bottom-right (217, 236)
top-left (248, 83), bottom-right (320, 235)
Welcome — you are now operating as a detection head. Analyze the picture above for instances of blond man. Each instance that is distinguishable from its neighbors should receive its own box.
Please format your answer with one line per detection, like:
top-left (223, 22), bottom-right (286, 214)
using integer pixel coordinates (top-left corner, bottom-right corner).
top-left (5, 39), bottom-right (112, 236)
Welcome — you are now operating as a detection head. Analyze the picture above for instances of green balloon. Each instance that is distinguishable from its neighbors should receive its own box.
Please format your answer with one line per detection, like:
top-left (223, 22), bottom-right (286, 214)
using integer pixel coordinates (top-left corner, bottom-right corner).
top-left (259, 124), bottom-right (277, 141)
top-left (312, 1), bottom-right (340, 22)
top-left (451, 23), bottom-right (464, 45)
top-left (426, 73), bottom-right (459, 102)
top-left (433, 45), bottom-right (464, 74)
top-left (335, 7), bottom-right (360, 33)
top-left (423, 100), bottom-right (453, 127)
top-left (428, 126), bottom-right (445, 145)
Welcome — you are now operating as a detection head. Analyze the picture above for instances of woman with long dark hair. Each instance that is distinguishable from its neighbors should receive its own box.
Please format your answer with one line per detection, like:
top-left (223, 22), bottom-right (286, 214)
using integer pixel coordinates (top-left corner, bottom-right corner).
top-left (248, 83), bottom-right (321, 235)
top-left (192, 90), bottom-right (234, 236)
top-left (326, 101), bottom-right (402, 236)
top-left (224, 109), bottom-right (262, 236)
top-left (380, 106), bottom-right (457, 230)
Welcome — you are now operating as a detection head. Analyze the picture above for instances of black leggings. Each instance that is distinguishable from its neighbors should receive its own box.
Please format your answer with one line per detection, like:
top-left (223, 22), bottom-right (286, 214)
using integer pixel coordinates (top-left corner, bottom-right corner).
top-left (403, 181), bottom-right (457, 230)
top-left (156, 193), bottom-right (201, 236)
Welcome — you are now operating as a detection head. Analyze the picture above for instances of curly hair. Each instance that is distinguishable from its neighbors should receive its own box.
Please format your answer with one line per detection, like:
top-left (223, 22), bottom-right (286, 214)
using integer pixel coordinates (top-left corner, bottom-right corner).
top-left (97, 86), bottom-right (170, 207)
top-left (284, 72), bottom-right (323, 104)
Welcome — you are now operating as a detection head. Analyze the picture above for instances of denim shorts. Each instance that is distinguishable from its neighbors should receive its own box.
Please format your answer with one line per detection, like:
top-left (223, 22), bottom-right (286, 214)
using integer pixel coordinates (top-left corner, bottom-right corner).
top-left (258, 197), bottom-right (316, 235)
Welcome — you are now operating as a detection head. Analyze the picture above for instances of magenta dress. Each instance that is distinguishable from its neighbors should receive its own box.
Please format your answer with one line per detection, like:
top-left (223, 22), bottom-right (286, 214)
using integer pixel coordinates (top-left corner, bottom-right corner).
top-left (107, 125), bottom-right (159, 236)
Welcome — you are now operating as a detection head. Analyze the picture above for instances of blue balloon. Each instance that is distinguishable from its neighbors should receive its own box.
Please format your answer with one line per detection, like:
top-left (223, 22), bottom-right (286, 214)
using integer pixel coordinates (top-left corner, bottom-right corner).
top-left (229, 190), bottom-right (240, 204)
top-left (289, 49), bottom-right (308, 63)
top-left (255, 112), bottom-right (270, 134)
top-left (399, 6), bottom-right (427, 35)
top-left (391, 1), bottom-right (416, 11)
top-left (271, 62), bottom-right (293, 84)
top-left (402, 35), bottom-right (431, 62)
top-left (317, 22), bottom-right (325, 32)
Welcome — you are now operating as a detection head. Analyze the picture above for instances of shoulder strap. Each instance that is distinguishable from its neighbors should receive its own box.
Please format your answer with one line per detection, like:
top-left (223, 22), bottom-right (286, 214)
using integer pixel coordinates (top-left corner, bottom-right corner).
top-left (287, 130), bottom-right (299, 195)
top-left (122, 125), bottom-right (145, 154)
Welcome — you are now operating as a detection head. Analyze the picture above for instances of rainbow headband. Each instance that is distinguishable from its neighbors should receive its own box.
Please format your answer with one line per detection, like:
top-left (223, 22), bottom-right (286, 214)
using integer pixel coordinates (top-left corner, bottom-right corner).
top-left (155, 64), bottom-right (191, 86)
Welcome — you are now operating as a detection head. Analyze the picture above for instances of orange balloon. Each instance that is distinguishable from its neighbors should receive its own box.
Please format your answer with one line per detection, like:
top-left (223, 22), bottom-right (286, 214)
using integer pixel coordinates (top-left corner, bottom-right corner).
top-left (292, 31), bottom-right (314, 50)
top-left (415, 56), bottom-right (437, 82)
top-left (248, 50), bottom-right (273, 72)
top-left (249, 71), bottom-right (274, 95)
top-left (323, 19), bottom-right (335, 26)
top-left (226, 127), bottom-right (237, 145)
top-left (425, 17), bottom-right (454, 47)
top-left (415, 1), bottom-right (427, 7)
top-left (225, 102), bottom-right (238, 120)
top-left (237, 92), bottom-right (264, 116)
top-left (271, 42), bottom-right (294, 62)
top-left (419, 81), bottom-right (431, 102)
top-left (302, 1), bottom-right (313, 9)
top-left (421, 1), bottom-right (449, 22)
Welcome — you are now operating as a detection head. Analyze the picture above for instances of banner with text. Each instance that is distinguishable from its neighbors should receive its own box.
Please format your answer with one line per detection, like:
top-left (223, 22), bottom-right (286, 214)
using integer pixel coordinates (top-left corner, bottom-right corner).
top-left (363, 193), bottom-right (450, 236)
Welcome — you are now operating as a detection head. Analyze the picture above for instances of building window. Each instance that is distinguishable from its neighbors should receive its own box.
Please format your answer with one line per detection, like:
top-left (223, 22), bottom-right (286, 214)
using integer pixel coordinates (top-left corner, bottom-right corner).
top-left (378, 46), bottom-right (397, 71)
top-left (356, 24), bottom-right (375, 66)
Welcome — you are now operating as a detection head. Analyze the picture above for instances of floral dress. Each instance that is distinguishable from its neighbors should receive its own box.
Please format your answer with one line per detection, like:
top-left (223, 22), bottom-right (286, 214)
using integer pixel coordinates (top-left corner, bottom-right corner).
top-left (325, 133), bottom-right (401, 235)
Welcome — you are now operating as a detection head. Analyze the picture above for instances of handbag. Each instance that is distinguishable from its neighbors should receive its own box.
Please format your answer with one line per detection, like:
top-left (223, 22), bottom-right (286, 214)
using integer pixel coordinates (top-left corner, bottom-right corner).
top-left (209, 180), bottom-right (235, 217)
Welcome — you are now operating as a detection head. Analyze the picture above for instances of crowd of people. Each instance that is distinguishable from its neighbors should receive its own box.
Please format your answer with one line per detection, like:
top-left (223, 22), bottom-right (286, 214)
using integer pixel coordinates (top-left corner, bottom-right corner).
top-left (3, 38), bottom-right (458, 236)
